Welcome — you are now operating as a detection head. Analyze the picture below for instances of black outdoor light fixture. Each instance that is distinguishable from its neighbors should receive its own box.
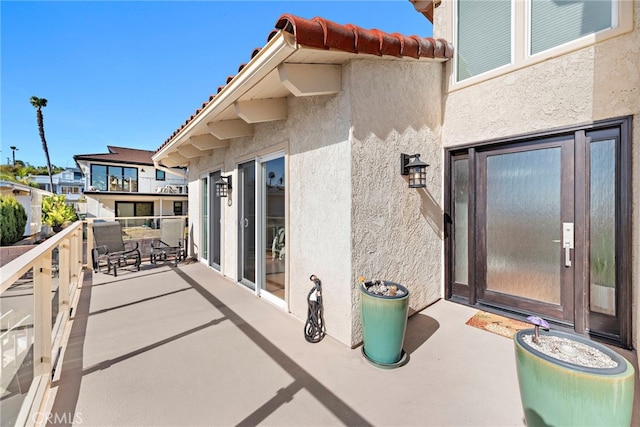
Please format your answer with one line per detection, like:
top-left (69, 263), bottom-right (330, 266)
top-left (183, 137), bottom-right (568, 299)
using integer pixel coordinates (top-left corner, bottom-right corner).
top-left (215, 175), bottom-right (232, 198)
top-left (401, 153), bottom-right (428, 188)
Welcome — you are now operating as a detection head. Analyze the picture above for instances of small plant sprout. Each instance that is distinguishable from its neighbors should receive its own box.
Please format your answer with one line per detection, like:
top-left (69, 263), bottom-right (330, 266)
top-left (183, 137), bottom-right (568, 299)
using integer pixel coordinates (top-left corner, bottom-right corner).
top-left (526, 316), bottom-right (550, 344)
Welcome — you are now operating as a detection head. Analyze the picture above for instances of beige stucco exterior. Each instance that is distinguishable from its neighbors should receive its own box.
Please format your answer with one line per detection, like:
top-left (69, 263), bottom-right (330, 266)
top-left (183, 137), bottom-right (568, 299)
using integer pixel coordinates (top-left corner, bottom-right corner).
top-left (186, 59), bottom-right (444, 347)
top-left (434, 0), bottom-right (639, 356)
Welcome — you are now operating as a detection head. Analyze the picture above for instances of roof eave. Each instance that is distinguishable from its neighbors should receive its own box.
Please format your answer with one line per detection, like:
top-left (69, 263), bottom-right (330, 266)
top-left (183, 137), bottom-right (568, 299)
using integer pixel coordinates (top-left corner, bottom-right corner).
top-left (152, 30), bottom-right (299, 165)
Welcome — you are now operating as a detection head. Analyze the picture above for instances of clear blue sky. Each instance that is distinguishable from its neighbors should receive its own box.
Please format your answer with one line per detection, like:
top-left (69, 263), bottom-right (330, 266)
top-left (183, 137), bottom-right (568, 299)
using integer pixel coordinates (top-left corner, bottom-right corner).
top-left (1, 1), bottom-right (433, 169)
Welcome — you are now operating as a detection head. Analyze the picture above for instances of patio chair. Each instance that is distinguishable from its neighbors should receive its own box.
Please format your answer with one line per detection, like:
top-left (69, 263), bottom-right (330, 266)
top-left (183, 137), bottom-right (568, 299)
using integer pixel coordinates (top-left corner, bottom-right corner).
top-left (91, 221), bottom-right (141, 277)
top-left (150, 218), bottom-right (185, 266)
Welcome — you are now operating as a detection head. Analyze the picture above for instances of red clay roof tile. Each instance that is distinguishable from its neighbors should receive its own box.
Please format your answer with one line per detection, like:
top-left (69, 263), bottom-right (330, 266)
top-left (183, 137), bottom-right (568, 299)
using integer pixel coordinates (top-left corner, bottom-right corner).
top-left (156, 14), bottom-right (453, 154)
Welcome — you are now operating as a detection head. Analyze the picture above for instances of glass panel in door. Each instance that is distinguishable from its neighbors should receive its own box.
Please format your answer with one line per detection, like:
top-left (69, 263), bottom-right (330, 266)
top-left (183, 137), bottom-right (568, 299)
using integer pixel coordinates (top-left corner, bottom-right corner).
top-left (201, 177), bottom-right (208, 260)
top-left (479, 144), bottom-right (573, 320)
top-left (589, 139), bottom-right (616, 316)
top-left (209, 171), bottom-right (221, 269)
top-left (263, 157), bottom-right (285, 300)
top-left (485, 148), bottom-right (562, 303)
top-left (453, 158), bottom-right (469, 285)
top-left (239, 162), bottom-right (256, 289)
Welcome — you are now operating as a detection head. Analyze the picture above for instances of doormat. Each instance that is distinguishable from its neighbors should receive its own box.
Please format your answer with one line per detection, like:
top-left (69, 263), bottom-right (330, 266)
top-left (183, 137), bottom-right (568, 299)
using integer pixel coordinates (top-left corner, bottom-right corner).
top-left (465, 311), bottom-right (531, 339)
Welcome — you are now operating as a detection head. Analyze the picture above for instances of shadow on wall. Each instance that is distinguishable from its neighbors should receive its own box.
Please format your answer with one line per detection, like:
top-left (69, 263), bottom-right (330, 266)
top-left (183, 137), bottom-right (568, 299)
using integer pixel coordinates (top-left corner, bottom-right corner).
top-left (418, 188), bottom-right (445, 240)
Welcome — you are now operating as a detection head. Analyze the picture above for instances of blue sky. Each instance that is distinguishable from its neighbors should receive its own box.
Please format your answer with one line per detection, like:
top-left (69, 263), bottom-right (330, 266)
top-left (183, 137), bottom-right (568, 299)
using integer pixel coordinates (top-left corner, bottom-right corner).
top-left (1, 1), bottom-right (433, 169)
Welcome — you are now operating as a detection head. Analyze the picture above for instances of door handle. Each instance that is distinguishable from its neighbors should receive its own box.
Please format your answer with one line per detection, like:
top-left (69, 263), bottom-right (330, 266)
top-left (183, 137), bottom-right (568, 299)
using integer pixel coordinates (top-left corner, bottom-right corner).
top-left (243, 218), bottom-right (249, 228)
top-left (562, 222), bottom-right (574, 268)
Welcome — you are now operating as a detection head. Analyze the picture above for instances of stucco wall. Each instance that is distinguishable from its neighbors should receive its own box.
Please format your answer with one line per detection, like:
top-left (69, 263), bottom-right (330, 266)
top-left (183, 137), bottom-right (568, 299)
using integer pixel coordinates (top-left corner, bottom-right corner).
top-left (287, 93), bottom-right (353, 345)
top-left (438, 2), bottom-right (639, 355)
top-left (349, 59), bottom-right (445, 344)
top-left (185, 58), bottom-right (445, 347)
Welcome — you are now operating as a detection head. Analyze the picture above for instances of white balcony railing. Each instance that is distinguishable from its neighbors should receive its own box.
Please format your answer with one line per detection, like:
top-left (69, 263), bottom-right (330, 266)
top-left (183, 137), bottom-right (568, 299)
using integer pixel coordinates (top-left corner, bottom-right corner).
top-left (0, 216), bottom-right (189, 426)
top-left (0, 222), bottom-right (84, 427)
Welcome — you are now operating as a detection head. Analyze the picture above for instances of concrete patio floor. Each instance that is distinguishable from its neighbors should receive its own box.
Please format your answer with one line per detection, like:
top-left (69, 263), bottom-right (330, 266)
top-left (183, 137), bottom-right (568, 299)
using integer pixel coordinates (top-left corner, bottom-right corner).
top-left (44, 260), bottom-right (637, 426)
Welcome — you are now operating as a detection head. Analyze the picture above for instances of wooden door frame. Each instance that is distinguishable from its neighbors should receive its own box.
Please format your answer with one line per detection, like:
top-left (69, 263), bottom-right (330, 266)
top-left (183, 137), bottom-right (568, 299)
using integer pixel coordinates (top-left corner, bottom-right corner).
top-left (444, 116), bottom-right (633, 348)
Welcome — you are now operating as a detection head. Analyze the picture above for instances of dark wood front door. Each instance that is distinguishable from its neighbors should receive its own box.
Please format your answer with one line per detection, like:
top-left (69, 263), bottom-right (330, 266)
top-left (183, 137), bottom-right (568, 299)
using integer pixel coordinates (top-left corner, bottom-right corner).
top-left (446, 117), bottom-right (632, 348)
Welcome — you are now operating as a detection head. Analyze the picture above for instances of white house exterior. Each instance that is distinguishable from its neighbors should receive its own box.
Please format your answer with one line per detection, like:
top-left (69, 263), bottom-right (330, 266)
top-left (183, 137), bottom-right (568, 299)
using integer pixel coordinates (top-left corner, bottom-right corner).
top-left (74, 146), bottom-right (188, 222)
top-left (30, 167), bottom-right (84, 203)
top-left (152, 1), bottom-right (639, 365)
top-left (153, 14), bottom-right (453, 347)
top-left (0, 181), bottom-right (51, 237)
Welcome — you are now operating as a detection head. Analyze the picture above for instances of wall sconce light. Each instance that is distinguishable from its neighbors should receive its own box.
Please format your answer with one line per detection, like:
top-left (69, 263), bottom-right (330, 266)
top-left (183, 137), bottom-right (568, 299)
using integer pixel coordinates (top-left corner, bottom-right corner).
top-left (215, 175), bottom-right (233, 206)
top-left (401, 153), bottom-right (429, 188)
top-left (140, 168), bottom-right (146, 173)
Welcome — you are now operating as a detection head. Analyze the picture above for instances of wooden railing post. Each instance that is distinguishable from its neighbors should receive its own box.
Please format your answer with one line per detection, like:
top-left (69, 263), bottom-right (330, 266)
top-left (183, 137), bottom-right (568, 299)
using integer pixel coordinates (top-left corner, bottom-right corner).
top-left (59, 238), bottom-right (70, 315)
top-left (86, 219), bottom-right (94, 272)
top-left (33, 253), bottom-right (52, 378)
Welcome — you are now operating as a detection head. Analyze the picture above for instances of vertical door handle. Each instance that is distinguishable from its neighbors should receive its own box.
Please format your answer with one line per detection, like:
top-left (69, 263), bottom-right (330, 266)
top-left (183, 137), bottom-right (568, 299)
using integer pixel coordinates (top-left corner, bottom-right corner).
top-left (562, 222), bottom-right (574, 268)
top-left (243, 218), bottom-right (249, 228)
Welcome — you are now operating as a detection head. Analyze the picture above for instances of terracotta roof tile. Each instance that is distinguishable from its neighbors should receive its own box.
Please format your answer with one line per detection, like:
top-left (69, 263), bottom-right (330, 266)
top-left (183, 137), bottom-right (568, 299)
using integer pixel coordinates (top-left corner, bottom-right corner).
top-left (156, 14), bottom-right (453, 154)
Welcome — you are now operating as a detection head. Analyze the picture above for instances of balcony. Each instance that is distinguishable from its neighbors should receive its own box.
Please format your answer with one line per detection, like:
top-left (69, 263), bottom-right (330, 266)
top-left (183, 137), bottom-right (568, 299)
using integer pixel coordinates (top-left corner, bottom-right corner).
top-left (1, 221), bottom-right (638, 426)
top-left (85, 175), bottom-right (187, 195)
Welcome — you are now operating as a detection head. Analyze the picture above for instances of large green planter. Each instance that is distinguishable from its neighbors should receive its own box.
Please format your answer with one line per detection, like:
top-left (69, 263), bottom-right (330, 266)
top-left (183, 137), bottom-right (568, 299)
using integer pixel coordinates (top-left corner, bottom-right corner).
top-left (360, 281), bottom-right (409, 368)
top-left (514, 329), bottom-right (635, 427)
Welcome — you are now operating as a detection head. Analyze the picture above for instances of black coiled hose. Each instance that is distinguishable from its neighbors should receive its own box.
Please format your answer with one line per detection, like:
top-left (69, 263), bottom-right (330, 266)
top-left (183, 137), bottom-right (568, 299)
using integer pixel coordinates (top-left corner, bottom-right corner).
top-left (304, 275), bottom-right (326, 343)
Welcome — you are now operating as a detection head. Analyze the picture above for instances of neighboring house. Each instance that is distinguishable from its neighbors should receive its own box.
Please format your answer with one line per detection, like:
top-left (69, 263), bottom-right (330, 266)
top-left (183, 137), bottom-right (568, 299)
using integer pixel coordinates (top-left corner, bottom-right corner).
top-left (152, 0), bottom-right (639, 365)
top-left (31, 167), bottom-right (84, 203)
top-left (0, 180), bottom-right (51, 237)
top-left (74, 146), bottom-right (188, 222)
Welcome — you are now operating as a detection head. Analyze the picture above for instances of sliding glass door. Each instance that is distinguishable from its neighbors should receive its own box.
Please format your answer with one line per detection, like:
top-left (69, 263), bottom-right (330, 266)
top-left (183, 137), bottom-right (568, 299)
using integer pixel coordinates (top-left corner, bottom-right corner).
top-left (262, 155), bottom-right (285, 301)
top-left (237, 153), bottom-right (286, 302)
top-left (238, 161), bottom-right (256, 289)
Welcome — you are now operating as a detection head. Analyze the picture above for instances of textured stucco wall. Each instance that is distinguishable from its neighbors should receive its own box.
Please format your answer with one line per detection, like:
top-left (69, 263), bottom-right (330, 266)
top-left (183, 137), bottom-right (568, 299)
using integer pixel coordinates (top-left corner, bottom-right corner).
top-left (438, 1), bottom-right (639, 355)
top-left (185, 58), bottom-right (444, 347)
top-left (186, 94), bottom-right (354, 344)
top-left (287, 93), bottom-right (353, 345)
top-left (348, 59), bottom-right (444, 344)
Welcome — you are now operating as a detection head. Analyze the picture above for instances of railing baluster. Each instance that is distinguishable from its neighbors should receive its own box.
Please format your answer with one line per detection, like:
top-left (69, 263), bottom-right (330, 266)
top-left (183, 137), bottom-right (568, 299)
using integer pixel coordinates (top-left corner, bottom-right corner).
top-left (59, 239), bottom-right (70, 314)
top-left (33, 253), bottom-right (52, 378)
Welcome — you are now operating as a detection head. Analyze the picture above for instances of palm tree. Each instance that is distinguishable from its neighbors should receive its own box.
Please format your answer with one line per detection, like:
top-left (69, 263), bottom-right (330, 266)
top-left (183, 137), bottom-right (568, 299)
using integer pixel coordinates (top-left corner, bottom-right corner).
top-left (30, 96), bottom-right (54, 191)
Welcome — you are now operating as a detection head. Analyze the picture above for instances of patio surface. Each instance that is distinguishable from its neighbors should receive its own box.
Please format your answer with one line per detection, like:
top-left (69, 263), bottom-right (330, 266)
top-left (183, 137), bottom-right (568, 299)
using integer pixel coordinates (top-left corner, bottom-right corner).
top-left (44, 260), bottom-right (638, 426)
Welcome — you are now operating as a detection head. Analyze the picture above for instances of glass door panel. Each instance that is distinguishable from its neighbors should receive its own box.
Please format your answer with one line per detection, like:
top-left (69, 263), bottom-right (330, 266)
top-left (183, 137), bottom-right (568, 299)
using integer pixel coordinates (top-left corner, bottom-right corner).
top-left (478, 142), bottom-right (573, 321)
top-left (263, 157), bottom-right (285, 300)
top-left (453, 158), bottom-right (469, 285)
top-left (589, 139), bottom-right (616, 316)
top-left (239, 162), bottom-right (256, 289)
top-left (485, 148), bottom-right (562, 303)
top-left (201, 177), bottom-right (208, 261)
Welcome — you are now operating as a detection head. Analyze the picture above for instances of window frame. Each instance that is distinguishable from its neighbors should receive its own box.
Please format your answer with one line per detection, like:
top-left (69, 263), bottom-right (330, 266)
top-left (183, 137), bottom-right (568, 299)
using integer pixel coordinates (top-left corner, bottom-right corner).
top-left (90, 164), bottom-right (138, 192)
top-left (451, 0), bottom-right (632, 89)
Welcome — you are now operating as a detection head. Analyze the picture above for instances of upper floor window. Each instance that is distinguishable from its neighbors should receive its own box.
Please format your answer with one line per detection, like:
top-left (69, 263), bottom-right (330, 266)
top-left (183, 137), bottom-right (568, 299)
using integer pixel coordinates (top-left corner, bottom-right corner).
top-left (457, 0), bottom-right (512, 82)
top-left (530, 0), bottom-right (612, 55)
top-left (90, 164), bottom-right (138, 192)
top-left (156, 169), bottom-right (166, 181)
top-left (455, 0), bottom-right (619, 84)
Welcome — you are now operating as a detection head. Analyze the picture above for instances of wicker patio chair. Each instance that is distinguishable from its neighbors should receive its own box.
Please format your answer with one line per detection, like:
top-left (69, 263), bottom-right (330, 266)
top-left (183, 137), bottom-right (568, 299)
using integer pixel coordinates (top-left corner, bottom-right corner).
top-left (91, 221), bottom-right (141, 277)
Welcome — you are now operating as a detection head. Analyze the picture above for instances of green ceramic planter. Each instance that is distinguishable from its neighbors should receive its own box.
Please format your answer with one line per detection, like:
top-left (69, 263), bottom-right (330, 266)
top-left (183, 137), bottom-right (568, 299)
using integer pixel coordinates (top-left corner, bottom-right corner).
top-left (514, 329), bottom-right (635, 427)
top-left (360, 281), bottom-right (409, 367)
